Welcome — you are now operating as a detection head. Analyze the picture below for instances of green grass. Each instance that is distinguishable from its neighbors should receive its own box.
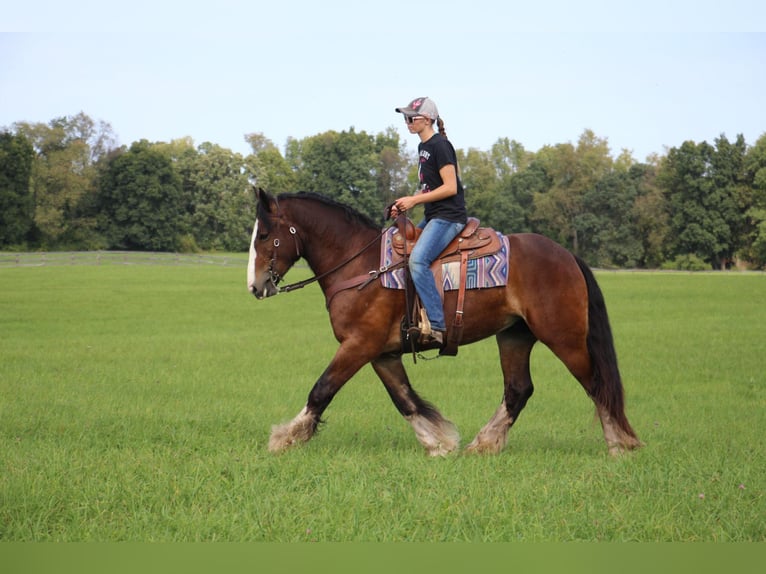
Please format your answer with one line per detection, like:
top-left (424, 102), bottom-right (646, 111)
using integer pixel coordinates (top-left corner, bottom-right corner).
top-left (0, 263), bottom-right (764, 541)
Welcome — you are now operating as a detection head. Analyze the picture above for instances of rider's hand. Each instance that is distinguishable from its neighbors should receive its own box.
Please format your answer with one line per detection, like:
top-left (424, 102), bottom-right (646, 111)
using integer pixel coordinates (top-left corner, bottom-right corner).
top-left (393, 195), bottom-right (418, 215)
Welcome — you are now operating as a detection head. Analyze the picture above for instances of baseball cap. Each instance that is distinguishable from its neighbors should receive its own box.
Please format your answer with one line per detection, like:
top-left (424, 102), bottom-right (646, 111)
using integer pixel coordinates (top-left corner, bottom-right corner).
top-left (395, 97), bottom-right (439, 120)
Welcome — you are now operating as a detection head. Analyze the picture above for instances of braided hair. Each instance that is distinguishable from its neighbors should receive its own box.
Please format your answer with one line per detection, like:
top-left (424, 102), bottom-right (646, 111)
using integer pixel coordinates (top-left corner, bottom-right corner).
top-left (436, 117), bottom-right (448, 140)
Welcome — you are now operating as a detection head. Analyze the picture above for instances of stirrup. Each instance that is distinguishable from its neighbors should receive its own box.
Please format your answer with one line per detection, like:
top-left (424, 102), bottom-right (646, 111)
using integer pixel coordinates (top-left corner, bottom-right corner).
top-left (419, 308), bottom-right (432, 337)
top-left (419, 330), bottom-right (443, 346)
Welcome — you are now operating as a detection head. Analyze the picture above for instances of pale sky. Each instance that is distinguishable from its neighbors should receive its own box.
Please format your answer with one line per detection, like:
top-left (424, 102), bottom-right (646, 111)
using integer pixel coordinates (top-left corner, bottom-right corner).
top-left (2, 1), bottom-right (765, 162)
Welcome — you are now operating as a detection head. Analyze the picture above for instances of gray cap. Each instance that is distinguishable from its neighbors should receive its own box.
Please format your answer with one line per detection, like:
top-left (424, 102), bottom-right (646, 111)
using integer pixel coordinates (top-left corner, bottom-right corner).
top-left (395, 97), bottom-right (439, 120)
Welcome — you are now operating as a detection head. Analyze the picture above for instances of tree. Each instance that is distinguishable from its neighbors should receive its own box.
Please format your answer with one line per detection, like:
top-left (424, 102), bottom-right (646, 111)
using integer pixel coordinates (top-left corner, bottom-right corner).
top-left (0, 131), bottom-right (35, 246)
top-left (244, 133), bottom-right (297, 195)
top-left (660, 141), bottom-right (716, 266)
top-left (710, 134), bottom-right (750, 266)
top-left (580, 169), bottom-right (643, 267)
top-left (659, 137), bottom-right (746, 269)
top-left (12, 113), bottom-right (117, 248)
top-left (742, 133), bottom-right (766, 267)
top-left (491, 139), bottom-right (536, 233)
top-left (177, 142), bottom-right (254, 251)
top-left (459, 147), bottom-right (499, 223)
top-left (98, 140), bottom-right (183, 251)
top-left (491, 138), bottom-right (532, 176)
top-left (500, 159), bottom-right (548, 233)
top-left (531, 130), bottom-right (613, 253)
top-left (372, 127), bottom-right (410, 210)
top-left (630, 162), bottom-right (669, 268)
top-left (286, 128), bottom-right (388, 221)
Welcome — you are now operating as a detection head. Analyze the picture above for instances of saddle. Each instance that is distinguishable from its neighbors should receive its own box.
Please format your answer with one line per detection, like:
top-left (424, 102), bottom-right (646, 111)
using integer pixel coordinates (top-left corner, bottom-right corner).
top-left (391, 216), bottom-right (502, 262)
top-left (392, 215), bottom-right (503, 357)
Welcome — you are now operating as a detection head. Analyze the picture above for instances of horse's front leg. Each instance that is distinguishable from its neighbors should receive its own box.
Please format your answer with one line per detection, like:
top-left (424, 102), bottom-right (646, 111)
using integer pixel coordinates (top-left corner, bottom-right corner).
top-left (268, 342), bottom-right (370, 453)
top-left (371, 353), bottom-right (459, 456)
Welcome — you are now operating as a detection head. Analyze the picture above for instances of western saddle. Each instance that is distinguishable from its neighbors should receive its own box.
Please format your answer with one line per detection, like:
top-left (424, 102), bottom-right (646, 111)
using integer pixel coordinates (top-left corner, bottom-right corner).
top-left (391, 214), bottom-right (503, 357)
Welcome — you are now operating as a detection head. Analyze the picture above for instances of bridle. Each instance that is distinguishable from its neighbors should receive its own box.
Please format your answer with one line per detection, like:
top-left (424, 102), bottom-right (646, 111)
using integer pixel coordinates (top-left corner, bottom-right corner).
top-left (264, 218), bottom-right (301, 292)
top-left (259, 199), bottom-right (385, 295)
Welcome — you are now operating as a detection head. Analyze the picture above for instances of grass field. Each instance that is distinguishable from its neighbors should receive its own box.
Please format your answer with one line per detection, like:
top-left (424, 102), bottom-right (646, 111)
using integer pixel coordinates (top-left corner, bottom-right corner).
top-left (0, 260), bottom-right (764, 541)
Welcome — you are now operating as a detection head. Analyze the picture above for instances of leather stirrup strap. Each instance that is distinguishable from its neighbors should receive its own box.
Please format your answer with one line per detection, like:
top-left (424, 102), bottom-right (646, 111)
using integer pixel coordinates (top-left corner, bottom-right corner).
top-left (442, 250), bottom-right (469, 356)
top-left (396, 214), bottom-right (418, 360)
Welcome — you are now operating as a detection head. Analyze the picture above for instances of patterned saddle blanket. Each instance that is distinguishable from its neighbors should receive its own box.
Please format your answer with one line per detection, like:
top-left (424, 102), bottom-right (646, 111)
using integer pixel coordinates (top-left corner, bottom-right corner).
top-left (379, 226), bottom-right (510, 291)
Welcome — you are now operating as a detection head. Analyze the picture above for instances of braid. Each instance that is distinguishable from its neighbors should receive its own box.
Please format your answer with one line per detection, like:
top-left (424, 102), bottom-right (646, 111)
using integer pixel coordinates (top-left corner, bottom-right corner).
top-left (436, 117), bottom-right (447, 140)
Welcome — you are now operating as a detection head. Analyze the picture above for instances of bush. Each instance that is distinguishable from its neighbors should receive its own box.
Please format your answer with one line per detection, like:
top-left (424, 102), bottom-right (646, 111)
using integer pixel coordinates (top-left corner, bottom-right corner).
top-left (660, 253), bottom-right (710, 271)
top-left (177, 234), bottom-right (201, 253)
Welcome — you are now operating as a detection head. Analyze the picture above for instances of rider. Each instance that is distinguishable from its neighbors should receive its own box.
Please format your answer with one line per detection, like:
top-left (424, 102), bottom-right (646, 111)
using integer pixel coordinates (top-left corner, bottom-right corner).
top-left (391, 97), bottom-right (467, 347)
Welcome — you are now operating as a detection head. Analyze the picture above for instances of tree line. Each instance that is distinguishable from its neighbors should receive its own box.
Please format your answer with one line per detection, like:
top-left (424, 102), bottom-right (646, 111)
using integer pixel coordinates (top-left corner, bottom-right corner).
top-left (2, 112), bottom-right (765, 269)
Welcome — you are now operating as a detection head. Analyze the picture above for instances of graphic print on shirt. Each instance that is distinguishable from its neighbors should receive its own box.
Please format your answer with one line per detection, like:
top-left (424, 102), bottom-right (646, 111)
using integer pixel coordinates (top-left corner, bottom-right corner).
top-left (418, 150), bottom-right (432, 193)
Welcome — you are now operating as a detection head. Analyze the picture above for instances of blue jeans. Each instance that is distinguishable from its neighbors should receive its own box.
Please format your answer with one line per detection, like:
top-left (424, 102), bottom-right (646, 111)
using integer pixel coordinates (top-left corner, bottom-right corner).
top-left (409, 218), bottom-right (466, 332)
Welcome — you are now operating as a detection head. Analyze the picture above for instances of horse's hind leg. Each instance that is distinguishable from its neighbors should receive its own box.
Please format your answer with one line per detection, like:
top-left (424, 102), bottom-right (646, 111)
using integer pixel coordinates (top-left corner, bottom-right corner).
top-left (466, 323), bottom-right (536, 454)
top-left (371, 353), bottom-right (459, 456)
top-left (542, 327), bottom-right (642, 456)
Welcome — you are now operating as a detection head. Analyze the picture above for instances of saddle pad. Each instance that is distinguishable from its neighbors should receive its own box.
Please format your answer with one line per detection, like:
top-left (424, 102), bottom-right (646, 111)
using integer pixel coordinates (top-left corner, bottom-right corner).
top-left (380, 227), bottom-right (510, 291)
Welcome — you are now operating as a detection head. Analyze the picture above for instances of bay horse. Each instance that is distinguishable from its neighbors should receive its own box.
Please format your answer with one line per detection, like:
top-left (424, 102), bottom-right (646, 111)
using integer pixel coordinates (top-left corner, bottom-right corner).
top-left (247, 189), bottom-right (641, 456)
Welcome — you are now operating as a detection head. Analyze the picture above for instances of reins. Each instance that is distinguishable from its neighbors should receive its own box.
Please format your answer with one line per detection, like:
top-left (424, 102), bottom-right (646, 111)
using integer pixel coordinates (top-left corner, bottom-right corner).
top-left (264, 197), bottom-right (388, 297)
top-left (277, 231), bottom-right (384, 294)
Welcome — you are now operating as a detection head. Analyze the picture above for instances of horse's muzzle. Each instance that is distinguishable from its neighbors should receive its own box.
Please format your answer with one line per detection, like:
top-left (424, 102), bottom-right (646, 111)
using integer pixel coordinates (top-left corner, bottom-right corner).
top-left (251, 281), bottom-right (279, 300)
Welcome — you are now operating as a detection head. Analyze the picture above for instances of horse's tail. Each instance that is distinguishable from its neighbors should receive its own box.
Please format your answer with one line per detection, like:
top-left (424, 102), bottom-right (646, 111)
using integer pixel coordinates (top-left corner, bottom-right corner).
top-left (574, 256), bottom-right (640, 443)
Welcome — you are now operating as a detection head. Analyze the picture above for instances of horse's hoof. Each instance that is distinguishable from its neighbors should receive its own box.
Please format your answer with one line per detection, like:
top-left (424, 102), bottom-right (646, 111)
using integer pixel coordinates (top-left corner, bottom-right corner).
top-left (464, 441), bottom-right (504, 455)
top-left (427, 442), bottom-right (458, 457)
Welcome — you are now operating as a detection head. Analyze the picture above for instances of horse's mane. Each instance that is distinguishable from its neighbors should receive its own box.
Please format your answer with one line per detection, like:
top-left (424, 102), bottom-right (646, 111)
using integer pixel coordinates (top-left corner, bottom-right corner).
top-left (277, 192), bottom-right (381, 231)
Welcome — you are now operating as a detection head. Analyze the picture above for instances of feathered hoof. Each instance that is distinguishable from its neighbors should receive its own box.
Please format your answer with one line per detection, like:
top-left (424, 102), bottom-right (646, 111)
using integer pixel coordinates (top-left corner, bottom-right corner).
top-left (464, 436), bottom-right (506, 455)
top-left (407, 413), bottom-right (460, 456)
top-left (267, 407), bottom-right (317, 453)
top-left (607, 437), bottom-right (644, 456)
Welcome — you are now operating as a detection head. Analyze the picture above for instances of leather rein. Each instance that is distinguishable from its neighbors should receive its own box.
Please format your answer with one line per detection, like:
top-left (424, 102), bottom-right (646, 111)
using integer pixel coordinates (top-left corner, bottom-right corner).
top-left (263, 201), bottom-right (390, 302)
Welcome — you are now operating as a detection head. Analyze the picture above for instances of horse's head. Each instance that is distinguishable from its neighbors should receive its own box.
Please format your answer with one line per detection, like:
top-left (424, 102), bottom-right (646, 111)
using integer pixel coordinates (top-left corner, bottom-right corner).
top-left (247, 188), bottom-right (302, 299)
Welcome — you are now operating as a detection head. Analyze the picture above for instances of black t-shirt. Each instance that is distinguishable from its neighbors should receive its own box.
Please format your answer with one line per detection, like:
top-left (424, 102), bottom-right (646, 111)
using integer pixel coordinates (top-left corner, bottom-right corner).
top-left (417, 133), bottom-right (467, 223)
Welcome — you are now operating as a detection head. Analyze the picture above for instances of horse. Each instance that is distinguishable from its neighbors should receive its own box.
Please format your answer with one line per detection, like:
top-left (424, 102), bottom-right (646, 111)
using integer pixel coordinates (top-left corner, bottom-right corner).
top-left (247, 188), bottom-right (642, 456)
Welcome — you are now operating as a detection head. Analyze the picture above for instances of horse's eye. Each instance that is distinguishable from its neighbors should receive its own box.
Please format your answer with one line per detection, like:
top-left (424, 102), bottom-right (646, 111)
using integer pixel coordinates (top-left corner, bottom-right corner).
top-left (258, 232), bottom-right (269, 241)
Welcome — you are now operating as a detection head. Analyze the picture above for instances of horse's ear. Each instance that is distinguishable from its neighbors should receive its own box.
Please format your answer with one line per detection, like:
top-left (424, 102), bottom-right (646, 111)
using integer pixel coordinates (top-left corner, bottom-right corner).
top-left (254, 187), bottom-right (275, 213)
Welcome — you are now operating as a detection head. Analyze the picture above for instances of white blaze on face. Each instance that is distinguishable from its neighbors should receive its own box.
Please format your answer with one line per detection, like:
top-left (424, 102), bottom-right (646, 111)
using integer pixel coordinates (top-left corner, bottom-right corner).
top-left (247, 220), bottom-right (259, 293)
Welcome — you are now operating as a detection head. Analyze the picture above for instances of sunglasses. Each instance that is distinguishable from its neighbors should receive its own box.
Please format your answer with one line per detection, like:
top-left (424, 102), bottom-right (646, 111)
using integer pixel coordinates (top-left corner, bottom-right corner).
top-left (405, 115), bottom-right (425, 124)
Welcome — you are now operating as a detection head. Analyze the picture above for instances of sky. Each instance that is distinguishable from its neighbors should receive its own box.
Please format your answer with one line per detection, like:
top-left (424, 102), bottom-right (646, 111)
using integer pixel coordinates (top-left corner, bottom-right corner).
top-left (2, 1), bottom-right (765, 163)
